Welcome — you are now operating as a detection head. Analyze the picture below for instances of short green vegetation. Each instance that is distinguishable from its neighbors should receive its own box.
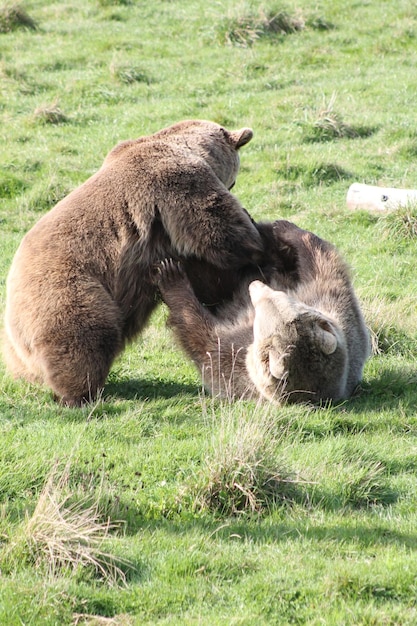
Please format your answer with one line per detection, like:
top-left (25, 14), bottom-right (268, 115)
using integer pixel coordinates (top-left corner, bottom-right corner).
top-left (0, 0), bottom-right (416, 623)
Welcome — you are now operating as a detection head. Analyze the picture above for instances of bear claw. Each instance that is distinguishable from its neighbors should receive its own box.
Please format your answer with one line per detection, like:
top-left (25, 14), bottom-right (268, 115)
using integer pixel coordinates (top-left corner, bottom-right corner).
top-left (155, 258), bottom-right (187, 290)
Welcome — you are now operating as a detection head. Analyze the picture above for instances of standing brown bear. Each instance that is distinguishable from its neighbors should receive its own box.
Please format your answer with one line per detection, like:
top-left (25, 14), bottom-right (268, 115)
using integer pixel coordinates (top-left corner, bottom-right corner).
top-left (3, 120), bottom-right (263, 406)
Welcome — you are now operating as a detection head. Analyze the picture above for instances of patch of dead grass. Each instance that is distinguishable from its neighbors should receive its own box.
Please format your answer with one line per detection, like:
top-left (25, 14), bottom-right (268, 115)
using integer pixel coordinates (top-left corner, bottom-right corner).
top-left (0, 2), bottom-right (37, 33)
top-left (219, 7), bottom-right (304, 47)
top-left (378, 203), bottom-right (417, 240)
top-left (3, 462), bottom-right (131, 587)
top-left (33, 101), bottom-right (68, 124)
top-left (303, 93), bottom-right (358, 142)
top-left (184, 400), bottom-right (302, 515)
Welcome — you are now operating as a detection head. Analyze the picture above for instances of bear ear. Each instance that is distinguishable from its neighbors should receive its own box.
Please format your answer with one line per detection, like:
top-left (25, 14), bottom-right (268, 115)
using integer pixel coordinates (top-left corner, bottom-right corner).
top-left (316, 320), bottom-right (338, 355)
top-left (230, 127), bottom-right (253, 149)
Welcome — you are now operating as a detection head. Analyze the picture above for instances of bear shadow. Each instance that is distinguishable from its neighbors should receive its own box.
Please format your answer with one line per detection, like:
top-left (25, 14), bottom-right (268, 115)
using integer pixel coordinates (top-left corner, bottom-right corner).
top-left (104, 377), bottom-right (200, 401)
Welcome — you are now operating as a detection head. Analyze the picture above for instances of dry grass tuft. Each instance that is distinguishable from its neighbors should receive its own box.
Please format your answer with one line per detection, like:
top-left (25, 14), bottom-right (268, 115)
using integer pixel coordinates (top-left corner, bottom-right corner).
top-left (187, 399), bottom-right (301, 515)
top-left (33, 102), bottom-right (68, 124)
top-left (265, 9), bottom-right (305, 34)
top-left (110, 61), bottom-right (150, 84)
top-left (0, 2), bottom-right (37, 33)
top-left (378, 203), bottom-right (417, 241)
top-left (304, 93), bottom-right (358, 142)
top-left (219, 7), bottom-right (304, 47)
top-left (4, 462), bottom-right (130, 586)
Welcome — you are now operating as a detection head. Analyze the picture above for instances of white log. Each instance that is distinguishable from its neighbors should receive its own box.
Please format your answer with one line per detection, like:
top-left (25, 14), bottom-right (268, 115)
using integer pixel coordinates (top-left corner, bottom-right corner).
top-left (346, 182), bottom-right (417, 212)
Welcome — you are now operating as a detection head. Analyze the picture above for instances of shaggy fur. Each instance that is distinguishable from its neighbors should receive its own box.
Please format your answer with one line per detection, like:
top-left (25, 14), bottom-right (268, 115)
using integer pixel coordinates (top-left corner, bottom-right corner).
top-left (3, 120), bottom-right (264, 406)
top-left (155, 220), bottom-right (370, 404)
top-left (181, 219), bottom-right (299, 311)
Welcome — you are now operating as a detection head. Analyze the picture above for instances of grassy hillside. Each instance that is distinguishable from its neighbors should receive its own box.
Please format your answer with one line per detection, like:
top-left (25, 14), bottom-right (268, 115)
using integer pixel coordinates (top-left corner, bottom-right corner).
top-left (0, 0), bottom-right (416, 624)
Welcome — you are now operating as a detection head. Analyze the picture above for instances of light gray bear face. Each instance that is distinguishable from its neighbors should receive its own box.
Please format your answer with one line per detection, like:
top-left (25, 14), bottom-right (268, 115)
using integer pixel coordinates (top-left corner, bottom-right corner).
top-left (247, 281), bottom-right (348, 403)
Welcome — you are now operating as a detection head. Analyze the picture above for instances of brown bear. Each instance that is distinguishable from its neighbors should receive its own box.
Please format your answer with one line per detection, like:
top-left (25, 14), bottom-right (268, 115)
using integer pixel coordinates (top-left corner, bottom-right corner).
top-left (154, 220), bottom-right (370, 404)
top-left (3, 120), bottom-right (264, 406)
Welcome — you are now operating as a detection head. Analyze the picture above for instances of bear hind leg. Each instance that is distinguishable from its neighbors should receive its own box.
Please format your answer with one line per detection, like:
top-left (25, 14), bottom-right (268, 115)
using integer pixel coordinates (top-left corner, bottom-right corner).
top-left (39, 324), bottom-right (123, 407)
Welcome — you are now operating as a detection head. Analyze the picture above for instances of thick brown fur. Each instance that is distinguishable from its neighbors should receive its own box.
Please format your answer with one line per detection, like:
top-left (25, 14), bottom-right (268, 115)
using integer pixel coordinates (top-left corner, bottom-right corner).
top-left (181, 220), bottom-right (299, 310)
top-left (3, 120), bottom-right (264, 406)
top-left (155, 220), bottom-right (370, 404)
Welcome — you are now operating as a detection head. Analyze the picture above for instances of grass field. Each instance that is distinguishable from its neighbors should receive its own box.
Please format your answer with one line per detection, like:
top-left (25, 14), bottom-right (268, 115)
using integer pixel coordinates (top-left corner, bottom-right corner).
top-left (0, 0), bottom-right (416, 624)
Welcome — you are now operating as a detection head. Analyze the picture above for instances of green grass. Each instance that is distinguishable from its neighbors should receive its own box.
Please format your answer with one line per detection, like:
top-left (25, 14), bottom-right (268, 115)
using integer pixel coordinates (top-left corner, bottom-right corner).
top-left (1, 0), bottom-right (417, 623)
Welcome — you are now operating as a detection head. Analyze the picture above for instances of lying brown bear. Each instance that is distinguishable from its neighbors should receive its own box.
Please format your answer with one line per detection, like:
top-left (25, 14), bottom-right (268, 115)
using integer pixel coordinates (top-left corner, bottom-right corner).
top-left (3, 120), bottom-right (264, 406)
top-left (155, 221), bottom-right (370, 404)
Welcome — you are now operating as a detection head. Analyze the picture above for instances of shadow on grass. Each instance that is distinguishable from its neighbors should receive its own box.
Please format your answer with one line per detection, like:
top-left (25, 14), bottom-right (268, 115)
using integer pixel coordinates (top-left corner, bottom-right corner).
top-left (337, 367), bottom-right (417, 418)
top-left (104, 358), bottom-right (416, 408)
top-left (0, 376), bottom-right (200, 425)
top-left (131, 515), bottom-right (417, 551)
top-left (104, 377), bottom-right (200, 401)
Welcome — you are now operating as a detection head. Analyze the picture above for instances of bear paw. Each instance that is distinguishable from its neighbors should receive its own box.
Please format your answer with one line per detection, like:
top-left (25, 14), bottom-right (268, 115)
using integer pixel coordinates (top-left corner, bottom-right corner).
top-left (154, 258), bottom-right (187, 292)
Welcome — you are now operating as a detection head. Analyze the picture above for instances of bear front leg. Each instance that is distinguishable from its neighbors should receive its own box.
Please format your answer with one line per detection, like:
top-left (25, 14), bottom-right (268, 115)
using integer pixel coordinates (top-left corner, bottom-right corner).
top-left (154, 259), bottom-right (219, 365)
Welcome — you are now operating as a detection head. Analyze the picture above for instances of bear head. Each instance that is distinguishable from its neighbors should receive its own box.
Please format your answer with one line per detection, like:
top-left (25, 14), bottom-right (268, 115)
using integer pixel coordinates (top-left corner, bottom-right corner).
top-left (246, 280), bottom-right (348, 404)
top-left (152, 119), bottom-right (253, 190)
